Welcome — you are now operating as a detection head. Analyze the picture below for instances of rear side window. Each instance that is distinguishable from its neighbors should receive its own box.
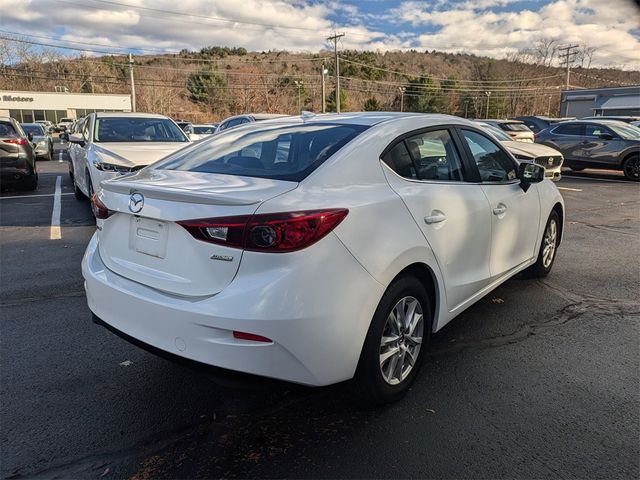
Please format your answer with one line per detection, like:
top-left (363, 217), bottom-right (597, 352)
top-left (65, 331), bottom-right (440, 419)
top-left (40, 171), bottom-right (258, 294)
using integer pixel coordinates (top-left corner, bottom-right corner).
top-left (155, 123), bottom-right (368, 182)
top-left (553, 123), bottom-right (583, 135)
top-left (406, 130), bottom-right (463, 181)
top-left (382, 142), bottom-right (417, 179)
top-left (0, 121), bottom-right (18, 137)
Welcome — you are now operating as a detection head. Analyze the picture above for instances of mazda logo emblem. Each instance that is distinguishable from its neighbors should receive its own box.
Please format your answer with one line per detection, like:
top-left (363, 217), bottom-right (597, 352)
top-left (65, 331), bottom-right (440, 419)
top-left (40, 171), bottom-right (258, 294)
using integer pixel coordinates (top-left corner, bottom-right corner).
top-left (129, 193), bottom-right (144, 213)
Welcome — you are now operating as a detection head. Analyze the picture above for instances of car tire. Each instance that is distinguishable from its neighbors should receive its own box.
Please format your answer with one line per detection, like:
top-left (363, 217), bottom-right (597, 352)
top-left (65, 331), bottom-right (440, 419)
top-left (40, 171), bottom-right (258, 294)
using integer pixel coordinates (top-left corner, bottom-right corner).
top-left (622, 155), bottom-right (639, 181)
top-left (22, 164), bottom-right (38, 191)
top-left (353, 275), bottom-right (432, 404)
top-left (524, 210), bottom-right (560, 278)
top-left (73, 177), bottom-right (85, 200)
top-left (87, 171), bottom-right (96, 217)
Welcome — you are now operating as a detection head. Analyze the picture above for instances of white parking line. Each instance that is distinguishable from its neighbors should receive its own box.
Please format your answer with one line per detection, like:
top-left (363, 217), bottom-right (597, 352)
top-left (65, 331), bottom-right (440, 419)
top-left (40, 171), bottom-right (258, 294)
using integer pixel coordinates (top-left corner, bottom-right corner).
top-left (562, 174), bottom-right (632, 184)
top-left (50, 176), bottom-right (62, 240)
top-left (558, 187), bottom-right (583, 192)
top-left (0, 192), bottom-right (74, 200)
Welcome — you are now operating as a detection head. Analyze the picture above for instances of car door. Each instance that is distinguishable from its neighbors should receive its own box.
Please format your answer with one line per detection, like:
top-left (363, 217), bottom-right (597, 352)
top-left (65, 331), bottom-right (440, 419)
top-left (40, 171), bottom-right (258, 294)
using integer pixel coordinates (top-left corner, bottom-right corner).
top-left (581, 123), bottom-right (624, 167)
top-left (546, 123), bottom-right (585, 160)
top-left (74, 116), bottom-right (92, 195)
top-left (458, 128), bottom-right (541, 280)
top-left (381, 127), bottom-right (493, 311)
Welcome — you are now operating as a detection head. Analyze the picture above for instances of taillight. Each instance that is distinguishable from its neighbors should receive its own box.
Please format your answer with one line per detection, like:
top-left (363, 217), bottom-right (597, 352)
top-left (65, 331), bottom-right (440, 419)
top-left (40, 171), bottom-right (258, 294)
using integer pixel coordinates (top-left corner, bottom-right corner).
top-left (178, 209), bottom-right (348, 253)
top-left (2, 137), bottom-right (27, 145)
top-left (91, 194), bottom-right (114, 220)
top-left (233, 331), bottom-right (272, 343)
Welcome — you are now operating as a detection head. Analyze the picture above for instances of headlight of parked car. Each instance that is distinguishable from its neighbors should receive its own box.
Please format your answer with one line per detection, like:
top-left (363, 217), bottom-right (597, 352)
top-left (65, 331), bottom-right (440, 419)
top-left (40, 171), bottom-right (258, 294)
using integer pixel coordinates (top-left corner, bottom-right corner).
top-left (513, 153), bottom-right (533, 161)
top-left (94, 161), bottom-right (135, 174)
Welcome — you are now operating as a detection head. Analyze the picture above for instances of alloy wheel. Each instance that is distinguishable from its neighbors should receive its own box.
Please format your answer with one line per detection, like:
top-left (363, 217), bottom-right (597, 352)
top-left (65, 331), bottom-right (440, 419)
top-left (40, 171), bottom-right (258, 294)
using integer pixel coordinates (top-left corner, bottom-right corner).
top-left (379, 296), bottom-right (424, 385)
top-left (623, 157), bottom-right (639, 181)
top-left (542, 218), bottom-right (557, 268)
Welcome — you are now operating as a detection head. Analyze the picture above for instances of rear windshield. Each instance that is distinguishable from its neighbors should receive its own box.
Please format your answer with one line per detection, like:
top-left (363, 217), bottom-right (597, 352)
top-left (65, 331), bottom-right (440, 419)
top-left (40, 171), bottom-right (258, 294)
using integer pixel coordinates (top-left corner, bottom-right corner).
top-left (0, 121), bottom-right (18, 137)
top-left (155, 123), bottom-right (368, 182)
top-left (94, 117), bottom-right (189, 143)
top-left (503, 123), bottom-right (531, 132)
top-left (193, 126), bottom-right (217, 134)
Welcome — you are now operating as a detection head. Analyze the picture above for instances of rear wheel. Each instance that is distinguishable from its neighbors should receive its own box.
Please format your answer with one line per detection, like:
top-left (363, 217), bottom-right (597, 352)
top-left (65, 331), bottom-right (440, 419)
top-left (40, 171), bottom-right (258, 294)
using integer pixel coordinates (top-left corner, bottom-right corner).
top-left (73, 176), bottom-right (85, 200)
top-left (22, 162), bottom-right (38, 191)
top-left (524, 210), bottom-right (559, 278)
top-left (622, 155), bottom-right (639, 181)
top-left (354, 275), bottom-right (431, 404)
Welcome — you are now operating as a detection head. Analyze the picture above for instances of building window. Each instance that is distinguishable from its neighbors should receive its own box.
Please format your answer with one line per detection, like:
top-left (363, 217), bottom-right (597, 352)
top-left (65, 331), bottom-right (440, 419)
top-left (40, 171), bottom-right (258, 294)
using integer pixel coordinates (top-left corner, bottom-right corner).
top-left (9, 110), bottom-right (22, 122)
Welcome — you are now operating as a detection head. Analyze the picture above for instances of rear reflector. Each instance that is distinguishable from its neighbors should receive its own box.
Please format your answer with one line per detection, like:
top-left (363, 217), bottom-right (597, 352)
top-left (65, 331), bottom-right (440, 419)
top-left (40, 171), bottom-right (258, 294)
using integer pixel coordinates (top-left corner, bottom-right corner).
top-left (233, 331), bottom-right (272, 343)
top-left (178, 209), bottom-right (348, 253)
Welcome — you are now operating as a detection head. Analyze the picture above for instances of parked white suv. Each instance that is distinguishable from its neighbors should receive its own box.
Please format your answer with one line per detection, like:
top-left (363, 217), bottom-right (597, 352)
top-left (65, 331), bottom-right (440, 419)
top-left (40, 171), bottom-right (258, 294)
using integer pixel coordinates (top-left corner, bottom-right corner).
top-left (83, 113), bottom-right (564, 403)
top-left (68, 112), bottom-right (190, 202)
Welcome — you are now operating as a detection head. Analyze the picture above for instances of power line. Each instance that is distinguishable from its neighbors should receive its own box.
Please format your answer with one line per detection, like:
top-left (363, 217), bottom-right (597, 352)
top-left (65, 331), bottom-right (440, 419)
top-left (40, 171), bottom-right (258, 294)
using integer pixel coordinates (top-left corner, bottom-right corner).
top-left (327, 33), bottom-right (345, 113)
top-left (339, 57), bottom-right (562, 84)
top-left (558, 44), bottom-right (580, 90)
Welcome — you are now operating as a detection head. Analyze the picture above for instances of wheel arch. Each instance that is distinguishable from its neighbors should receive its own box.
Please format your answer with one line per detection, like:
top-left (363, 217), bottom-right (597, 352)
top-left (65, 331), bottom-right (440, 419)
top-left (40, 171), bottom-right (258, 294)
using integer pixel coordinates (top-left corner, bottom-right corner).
top-left (621, 150), bottom-right (639, 167)
top-left (552, 202), bottom-right (564, 245)
top-left (389, 262), bottom-right (440, 333)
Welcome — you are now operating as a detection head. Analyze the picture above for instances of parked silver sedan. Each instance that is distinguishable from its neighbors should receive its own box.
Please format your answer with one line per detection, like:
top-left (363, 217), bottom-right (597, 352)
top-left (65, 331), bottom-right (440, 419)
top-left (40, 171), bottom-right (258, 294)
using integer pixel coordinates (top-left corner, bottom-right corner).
top-left (21, 123), bottom-right (53, 161)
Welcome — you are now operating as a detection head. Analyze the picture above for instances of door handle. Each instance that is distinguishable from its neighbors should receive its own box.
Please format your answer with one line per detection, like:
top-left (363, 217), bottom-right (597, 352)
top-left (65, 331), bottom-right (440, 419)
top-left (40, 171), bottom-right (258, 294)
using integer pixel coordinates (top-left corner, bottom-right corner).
top-left (493, 204), bottom-right (507, 216)
top-left (424, 212), bottom-right (447, 225)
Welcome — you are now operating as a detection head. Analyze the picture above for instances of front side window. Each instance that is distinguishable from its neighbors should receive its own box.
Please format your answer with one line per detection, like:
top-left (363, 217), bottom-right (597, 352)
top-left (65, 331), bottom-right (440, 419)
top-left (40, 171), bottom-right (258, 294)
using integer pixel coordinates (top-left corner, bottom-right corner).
top-left (585, 124), bottom-right (614, 138)
top-left (93, 117), bottom-right (188, 143)
top-left (155, 123), bottom-right (367, 182)
top-left (461, 130), bottom-right (517, 183)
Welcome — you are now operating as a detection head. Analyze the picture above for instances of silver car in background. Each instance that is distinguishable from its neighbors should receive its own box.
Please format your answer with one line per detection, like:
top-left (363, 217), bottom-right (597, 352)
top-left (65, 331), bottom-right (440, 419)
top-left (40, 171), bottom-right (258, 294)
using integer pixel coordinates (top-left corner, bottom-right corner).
top-left (21, 123), bottom-right (54, 161)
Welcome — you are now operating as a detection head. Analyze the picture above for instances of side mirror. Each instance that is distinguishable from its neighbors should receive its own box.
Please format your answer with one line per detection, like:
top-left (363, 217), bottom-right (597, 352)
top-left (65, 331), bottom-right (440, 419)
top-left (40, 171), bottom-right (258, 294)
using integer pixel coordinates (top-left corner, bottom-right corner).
top-left (68, 133), bottom-right (85, 147)
top-left (27, 132), bottom-right (33, 141)
top-left (519, 162), bottom-right (544, 192)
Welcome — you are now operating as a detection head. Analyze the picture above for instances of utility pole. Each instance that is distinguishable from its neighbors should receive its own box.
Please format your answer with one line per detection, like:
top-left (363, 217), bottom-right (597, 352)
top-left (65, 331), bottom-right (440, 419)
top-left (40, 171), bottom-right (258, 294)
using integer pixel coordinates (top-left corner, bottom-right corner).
top-left (484, 91), bottom-right (492, 119)
top-left (128, 53), bottom-right (136, 112)
top-left (463, 99), bottom-right (469, 118)
top-left (398, 86), bottom-right (406, 112)
top-left (294, 80), bottom-right (304, 113)
top-left (321, 63), bottom-right (328, 113)
top-left (558, 44), bottom-right (579, 90)
top-left (326, 33), bottom-right (345, 113)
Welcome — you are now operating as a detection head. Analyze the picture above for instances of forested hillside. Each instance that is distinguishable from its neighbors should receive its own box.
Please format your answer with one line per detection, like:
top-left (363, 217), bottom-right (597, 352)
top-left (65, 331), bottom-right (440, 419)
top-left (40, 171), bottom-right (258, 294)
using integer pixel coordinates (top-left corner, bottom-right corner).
top-left (1, 39), bottom-right (637, 122)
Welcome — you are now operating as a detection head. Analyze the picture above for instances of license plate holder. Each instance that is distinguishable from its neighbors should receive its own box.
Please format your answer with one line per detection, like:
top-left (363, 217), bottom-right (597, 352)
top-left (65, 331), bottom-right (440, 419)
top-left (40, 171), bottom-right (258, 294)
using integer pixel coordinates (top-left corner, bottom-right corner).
top-left (130, 217), bottom-right (168, 259)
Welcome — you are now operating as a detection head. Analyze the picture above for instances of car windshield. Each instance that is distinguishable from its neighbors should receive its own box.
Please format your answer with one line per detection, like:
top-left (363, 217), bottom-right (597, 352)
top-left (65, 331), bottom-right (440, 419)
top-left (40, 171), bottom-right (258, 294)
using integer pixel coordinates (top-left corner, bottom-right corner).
top-left (608, 123), bottom-right (640, 140)
top-left (479, 124), bottom-right (512, 141)
top-left (155, 123), bottom-right (368, 182)
top-left (22, 124), bottom-right (45, 135)
top-left (94, 117), bottom-right (188, 143)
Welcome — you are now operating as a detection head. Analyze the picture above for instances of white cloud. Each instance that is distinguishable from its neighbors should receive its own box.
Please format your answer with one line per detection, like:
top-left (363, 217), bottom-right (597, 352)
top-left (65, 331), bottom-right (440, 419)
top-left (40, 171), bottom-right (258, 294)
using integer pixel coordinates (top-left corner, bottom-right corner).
top-left (0, 0), bottom-right (638, 69)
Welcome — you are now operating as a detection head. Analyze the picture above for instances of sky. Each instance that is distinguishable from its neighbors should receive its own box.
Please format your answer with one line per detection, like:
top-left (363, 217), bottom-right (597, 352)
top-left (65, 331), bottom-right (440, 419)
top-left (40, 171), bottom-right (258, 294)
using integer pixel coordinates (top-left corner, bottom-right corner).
top-left (1, 0), bottom-right (640, 69)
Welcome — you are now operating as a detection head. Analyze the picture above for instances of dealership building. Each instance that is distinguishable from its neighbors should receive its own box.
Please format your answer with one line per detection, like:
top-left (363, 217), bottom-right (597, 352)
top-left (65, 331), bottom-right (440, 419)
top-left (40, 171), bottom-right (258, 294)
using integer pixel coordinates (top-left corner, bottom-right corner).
top-left (0, 90), bottom-right (132, 124)
top-left (560, 85), bottom-right (640, 118)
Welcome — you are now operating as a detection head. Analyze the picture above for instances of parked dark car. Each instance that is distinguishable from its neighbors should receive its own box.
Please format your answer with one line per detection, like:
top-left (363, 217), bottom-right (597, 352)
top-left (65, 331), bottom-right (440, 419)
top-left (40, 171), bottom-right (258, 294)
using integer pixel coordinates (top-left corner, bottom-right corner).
top-left (580, 116), bottom-right (640, 124)
top-left (216, 113), bottom-right (289, 132)
top-left (0, 117), bottom-right (38, 190)
top-left (21, 123), bottom-right (54, 161)
top-left (535, 120), bottom-right (640, 181)
top-left (511, 116), bottom-right (575, 133)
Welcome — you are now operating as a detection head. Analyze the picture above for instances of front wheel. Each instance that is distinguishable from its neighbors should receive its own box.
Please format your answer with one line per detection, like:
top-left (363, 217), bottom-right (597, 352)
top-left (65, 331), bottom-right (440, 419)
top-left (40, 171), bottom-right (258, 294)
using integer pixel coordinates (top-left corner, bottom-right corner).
top-left (354, 275), bottom-right (431, 404)
top-left (524, 210), bottom-right (560, 278)
top-left (622, 155), bottom-right (639, 181)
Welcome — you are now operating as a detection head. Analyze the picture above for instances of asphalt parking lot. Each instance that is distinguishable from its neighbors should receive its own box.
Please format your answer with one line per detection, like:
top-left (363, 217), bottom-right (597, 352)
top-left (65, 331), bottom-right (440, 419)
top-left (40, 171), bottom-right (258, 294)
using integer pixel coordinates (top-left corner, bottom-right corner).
top-left (1, 147), bottom-right (639, 479)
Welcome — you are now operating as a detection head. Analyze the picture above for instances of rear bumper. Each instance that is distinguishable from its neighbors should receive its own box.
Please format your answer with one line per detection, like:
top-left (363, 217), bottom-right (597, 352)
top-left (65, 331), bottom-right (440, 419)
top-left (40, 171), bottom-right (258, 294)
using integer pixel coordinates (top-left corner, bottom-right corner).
top-left (82, 232), bottom-right (385, 386)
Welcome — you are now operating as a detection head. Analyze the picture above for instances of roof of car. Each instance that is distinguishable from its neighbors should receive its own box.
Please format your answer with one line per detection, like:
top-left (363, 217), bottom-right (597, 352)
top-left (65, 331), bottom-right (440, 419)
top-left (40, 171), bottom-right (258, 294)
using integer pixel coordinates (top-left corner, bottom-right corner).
top-left (95, 112), bottom-right (169, 119)
top-left (258, 112), bottom-right (475, 128)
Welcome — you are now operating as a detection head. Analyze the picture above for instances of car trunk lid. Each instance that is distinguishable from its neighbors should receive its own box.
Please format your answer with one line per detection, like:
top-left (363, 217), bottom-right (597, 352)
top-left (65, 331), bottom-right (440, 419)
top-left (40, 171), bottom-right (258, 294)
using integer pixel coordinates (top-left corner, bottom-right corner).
top-left (98, 169), bottom-right (297, 296)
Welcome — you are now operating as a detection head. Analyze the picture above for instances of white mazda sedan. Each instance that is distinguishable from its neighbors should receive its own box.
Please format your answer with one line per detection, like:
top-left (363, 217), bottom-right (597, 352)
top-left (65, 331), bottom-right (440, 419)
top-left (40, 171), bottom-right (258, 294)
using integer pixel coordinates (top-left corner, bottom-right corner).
top-left (83, 112), bottom-right (564, 403)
